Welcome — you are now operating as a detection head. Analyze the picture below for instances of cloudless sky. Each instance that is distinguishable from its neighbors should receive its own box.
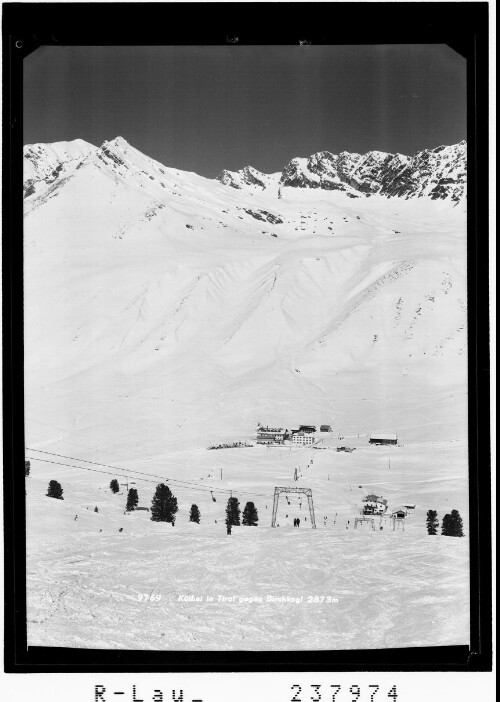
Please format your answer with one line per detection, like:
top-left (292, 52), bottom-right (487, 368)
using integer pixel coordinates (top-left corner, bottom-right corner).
top-left (24, 45), bottom-right (466, 178)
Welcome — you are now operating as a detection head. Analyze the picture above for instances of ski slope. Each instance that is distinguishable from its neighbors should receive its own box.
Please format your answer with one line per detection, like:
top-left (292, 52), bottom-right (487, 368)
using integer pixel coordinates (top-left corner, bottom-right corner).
top-left (24, 137), bottom-right (469, 650)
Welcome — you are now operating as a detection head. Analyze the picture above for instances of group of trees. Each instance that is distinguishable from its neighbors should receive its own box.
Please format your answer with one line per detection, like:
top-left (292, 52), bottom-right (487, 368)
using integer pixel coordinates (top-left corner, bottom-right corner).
top-left (106, 478), bottom-right (259, 528)
top-left (426, 509), bottom-right (464, 537)
top-left (225, 497), bottom-right (258, 528)
top-left (44, 474), bottom-right (259, 529)
top-left (41, 473), bottom-right (463, 538)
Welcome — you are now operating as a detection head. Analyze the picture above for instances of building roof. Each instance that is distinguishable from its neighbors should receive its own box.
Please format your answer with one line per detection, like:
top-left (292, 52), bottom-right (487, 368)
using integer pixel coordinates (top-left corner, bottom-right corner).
top-left (370, 433), bottom-right (397, 440)
top-left (363, 494), bottom-right (387, 504)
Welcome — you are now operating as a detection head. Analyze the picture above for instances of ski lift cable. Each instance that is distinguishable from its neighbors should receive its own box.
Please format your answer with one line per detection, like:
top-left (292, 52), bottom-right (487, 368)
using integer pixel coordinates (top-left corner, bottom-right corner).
top-left (26, 452), bottom-right (267, 499)
top-left (26, 448), bottom-right (269, 499)
top-left (29, 456), bottom-right (253, 499)
top-left (28, 446), bottom-right (224, 491)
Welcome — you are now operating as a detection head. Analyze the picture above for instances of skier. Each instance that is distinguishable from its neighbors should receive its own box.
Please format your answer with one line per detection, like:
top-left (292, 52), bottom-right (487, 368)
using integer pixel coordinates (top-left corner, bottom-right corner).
top-left (74, 515), bottom-right (78, 521)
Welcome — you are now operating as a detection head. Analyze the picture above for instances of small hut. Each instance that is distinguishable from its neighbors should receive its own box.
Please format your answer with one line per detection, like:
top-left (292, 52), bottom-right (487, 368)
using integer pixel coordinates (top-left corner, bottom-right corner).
top-left (369, 433), bottom-right (398, 445)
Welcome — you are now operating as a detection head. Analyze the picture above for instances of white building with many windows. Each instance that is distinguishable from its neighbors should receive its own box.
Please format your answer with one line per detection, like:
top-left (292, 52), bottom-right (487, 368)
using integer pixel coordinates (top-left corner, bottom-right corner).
top-left (291, 431), bottom-right (315, 446)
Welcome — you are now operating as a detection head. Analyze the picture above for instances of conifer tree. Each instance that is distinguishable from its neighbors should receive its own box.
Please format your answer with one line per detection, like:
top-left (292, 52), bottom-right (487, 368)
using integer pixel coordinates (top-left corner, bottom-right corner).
top-left (426, 509), bottom-right (439, 535)
top-left (110, 479), bottom-right (119, 494)
top-left (94, 506), bottom-right (99, 513)
top-left (189, 504), bottom-right (201, 523)
top-left (442, 509), bottom-right (464, 537)
top-left (242, 501), bottom-right (258, 526)
top-left (46, 480), bottom-right (64, 500)
top-left (25, 460), bottom-right (31, 477)
top-left (441, 514), bottom-right (453, 536)
top-left (126, 488), bottom-right (139, 511)
top-left (450, 509), bottom-right (464, 537)
top-left (225, 496), bottom-right (241, 527)
top-left (150, 483), bottom-right (178, 523)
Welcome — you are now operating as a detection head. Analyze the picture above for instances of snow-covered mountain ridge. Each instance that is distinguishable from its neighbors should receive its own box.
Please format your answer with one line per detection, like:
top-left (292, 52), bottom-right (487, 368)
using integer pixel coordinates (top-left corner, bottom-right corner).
top-left (24, 137), bottom-right (467, 205)
top-left (24, 135), bottom-right (467, 459)
top-left (218, 141), bottom-right (467, 203)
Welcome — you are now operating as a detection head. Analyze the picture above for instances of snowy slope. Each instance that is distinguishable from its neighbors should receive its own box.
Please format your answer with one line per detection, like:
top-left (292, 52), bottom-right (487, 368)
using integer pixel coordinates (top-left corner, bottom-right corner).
top-left (24, 136), bottom-right (467, 452)
top-left (23, 137), bottom-right (469, 651)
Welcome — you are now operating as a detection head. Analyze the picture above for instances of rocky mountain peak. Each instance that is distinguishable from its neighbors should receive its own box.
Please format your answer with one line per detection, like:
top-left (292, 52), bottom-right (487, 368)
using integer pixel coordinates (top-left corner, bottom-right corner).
top-left (218, 142), bottom-right (467, 203)
top-left (23, 139), bottom-right (97, 199)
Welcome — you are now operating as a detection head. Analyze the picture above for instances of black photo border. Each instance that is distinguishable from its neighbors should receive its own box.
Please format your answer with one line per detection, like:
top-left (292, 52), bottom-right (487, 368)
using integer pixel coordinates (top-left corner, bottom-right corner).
top-left (2, 1), bottom-right (491, 673)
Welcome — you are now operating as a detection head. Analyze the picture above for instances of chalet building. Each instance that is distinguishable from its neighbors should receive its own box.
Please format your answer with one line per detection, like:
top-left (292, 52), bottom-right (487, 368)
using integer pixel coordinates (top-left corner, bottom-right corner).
top-left (299, 425), bottom-right (316, 434)
top-left (292, 431), bottom-right (315, 446)
top-left (362, 494), bottom-right (388, 515)
top-left (320, 425), bottom-right (332, 432)
top-left (369, 433), bottom-right (398, 445)
top-left (256, 427), bottom-right (287, 444)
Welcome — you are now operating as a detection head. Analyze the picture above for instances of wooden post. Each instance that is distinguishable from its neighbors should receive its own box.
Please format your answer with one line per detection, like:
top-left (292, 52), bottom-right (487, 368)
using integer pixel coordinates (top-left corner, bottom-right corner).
top-left (271, 488), bottom-right (279, 528)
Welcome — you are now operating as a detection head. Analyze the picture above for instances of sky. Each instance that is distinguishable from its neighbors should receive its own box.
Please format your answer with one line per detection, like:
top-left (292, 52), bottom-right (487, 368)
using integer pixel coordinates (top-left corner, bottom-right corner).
top-left (24, 44), bottom-right (466, 178)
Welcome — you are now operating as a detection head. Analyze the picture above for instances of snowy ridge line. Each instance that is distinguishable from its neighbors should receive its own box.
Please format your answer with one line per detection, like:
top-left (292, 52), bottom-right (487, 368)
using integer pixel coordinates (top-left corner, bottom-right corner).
top-left (26, 448), bottom-right (270, 499)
